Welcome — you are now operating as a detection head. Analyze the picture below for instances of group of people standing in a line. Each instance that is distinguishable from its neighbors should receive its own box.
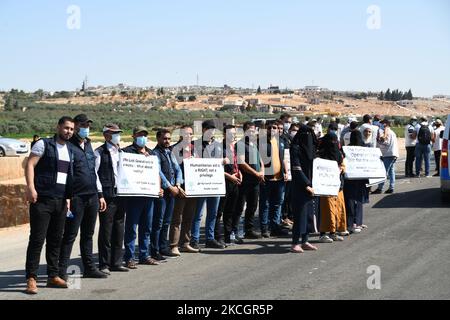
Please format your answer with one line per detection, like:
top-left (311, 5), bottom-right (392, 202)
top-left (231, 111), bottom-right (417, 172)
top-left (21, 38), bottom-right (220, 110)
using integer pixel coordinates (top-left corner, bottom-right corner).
top-left (23, 112), bottom-right (443, 295)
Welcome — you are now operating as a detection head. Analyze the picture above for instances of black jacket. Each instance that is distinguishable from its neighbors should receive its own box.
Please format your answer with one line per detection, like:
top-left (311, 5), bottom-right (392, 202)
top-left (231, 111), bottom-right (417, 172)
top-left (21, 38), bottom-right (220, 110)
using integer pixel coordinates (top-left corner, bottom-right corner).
top-left (69, 136), bottom-right (98, 197)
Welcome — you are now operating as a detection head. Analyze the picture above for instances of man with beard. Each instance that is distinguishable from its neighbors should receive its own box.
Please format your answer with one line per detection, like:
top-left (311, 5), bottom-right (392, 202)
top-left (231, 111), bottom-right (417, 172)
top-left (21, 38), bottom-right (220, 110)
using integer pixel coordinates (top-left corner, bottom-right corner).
top-left (25, 116), bottom-right (75, 294)
top-left (59, 114), bottom-right (107, 280)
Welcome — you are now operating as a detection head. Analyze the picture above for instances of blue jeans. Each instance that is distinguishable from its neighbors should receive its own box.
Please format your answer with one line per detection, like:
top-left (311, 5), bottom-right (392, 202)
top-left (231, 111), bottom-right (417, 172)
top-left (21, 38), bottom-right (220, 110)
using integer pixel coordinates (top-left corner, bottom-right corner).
top-left (151, 193), bottom-right (175, 256)
top-left (377, 156), bottom-right (397, 191)
top-left (415, 144), bottom-right (431, 176)
top-left (123, 197), bottom-right (154, 262)
top-left (259, 180), bottom-right (285, 233)
top-left (191, 197), bottom-right (220, 243)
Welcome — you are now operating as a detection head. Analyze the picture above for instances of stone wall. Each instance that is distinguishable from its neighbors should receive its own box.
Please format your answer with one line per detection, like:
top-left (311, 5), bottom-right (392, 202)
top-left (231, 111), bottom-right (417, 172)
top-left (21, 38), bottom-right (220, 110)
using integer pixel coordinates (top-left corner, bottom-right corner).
top-left (0, 157), bottom-right (27, 181)
top-left (0, 179), bottom-right (29, 228)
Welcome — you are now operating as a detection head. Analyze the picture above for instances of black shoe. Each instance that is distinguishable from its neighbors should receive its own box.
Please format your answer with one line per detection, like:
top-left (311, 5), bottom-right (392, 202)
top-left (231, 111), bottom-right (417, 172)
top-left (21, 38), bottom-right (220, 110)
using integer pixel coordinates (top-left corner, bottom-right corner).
top-left (261, 231), bottom-right (271, 238)
top-left (190, 241), bottom-right (201, 250)
top-left (270, 228), bottom-right (289, 237)
top-left (234, 237), bottom-right (244, 245)
top-left (371, 189), bottom-right (382, 194)
top-left (205, 239), bottom-right (225, 249)
top-left (385, 189), bottom-right (394, 194)
top-left (433, 173), bottom-right (440, 177)
top-left (152, 253), bottom-right (167, 261)
top-left (245, 231), bottom-right (262, 239)
top-left (110, 266), bottom-right (129, 272)
top-left (83, 269), bottom-right (108, 279)
top-left (160, 249), bottom-right (179, 258)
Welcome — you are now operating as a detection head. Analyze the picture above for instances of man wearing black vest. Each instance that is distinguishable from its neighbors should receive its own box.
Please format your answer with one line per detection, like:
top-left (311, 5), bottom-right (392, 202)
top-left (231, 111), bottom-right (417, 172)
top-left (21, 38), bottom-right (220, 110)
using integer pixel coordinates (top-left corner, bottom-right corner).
top-left (24, 116), bottom-right (75, 294)
top-left (58, 114), bottom-right (108, 280)
top-left (95, 124), bottom-right (129, 274)
top-left (151, 129), bottom-right (183, 260)
top-left (122, 126), bottom-right (164, 269)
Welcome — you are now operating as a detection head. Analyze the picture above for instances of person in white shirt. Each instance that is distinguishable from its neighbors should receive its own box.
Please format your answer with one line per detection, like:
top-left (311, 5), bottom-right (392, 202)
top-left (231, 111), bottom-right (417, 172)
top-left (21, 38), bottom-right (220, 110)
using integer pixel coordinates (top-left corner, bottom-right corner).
top-left (412, 117), bottom-right (435, 177)
top-left (432, 119), bottom-right (445, 176)
top-left (404, 116), bottom-right (418, 177)
top-left (372, 119), bottom-right (399, 194)
top-left (94, 123), bottom-right (129, 274)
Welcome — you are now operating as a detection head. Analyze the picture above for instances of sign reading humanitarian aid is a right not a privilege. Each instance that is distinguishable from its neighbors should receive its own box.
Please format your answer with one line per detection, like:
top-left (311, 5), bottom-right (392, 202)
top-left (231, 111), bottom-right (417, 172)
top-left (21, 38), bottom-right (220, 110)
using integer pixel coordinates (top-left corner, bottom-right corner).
top-left (183, 158), bottom-right (226, 197)
top-left (342, 146), bottom-right (386, 180)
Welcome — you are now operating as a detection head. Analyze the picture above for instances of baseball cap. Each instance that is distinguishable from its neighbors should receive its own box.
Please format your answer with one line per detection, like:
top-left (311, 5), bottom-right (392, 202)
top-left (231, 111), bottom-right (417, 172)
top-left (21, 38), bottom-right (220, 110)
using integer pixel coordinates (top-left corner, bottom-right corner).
top-left (73, 114), bottom-right (93, 124)
top-left (103, 123), bottom-right (123, 133)
top-left (133, 126), bottom-right (149, 135)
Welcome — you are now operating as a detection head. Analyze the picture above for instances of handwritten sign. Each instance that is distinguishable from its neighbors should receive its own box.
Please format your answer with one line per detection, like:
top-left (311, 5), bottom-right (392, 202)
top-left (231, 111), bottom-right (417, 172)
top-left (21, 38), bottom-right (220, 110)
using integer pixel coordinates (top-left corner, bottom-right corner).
top-left (117, 152), bottom-right (160, 197)
top-left (312, 158), bottom-right (341, 196)
top-left (183, 158), bottom-right (226, 197)
top-left (284, 149), bottom-right (292, 181)
top-left (342, 146), bottom-right (386, 180)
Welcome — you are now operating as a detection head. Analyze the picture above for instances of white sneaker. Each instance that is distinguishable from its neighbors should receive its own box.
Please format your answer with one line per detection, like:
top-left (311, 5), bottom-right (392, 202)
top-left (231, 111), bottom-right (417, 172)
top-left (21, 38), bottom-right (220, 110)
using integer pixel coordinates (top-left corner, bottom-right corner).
top-left (330, 234), bottom-right (344, 241)
top-left (350, 227), bottom-right (361, 234)
top-left (338, 231), bottom-right (350, 236)
top-left (319, 235), bottom-right (334, 243)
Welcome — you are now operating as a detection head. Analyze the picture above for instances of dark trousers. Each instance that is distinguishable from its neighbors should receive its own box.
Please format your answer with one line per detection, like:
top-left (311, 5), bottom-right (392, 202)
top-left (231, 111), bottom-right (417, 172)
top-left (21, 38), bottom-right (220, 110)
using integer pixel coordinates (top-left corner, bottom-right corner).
top-left (25, 198), bottom-right (67, 279)
top-left (151, 193), bottom-right (175, 256)
top-left (291, 191), bottom-right (312, 245)
top-left (434, 150), bottom-right (441, 174)
top-left (307, 197), bottom-right (320, 233)
top-left (405, 146), bottom-right (416, 176)
top-left (236, 182), bottom-right (260, 234)
top-left (281, 181), bottom-right (293, 220)
top-left (59, 194), bottom-right (99, 276)
top-left (345, 199), bottom-right (363, 228)
top-left (216, 180), bottom-right (240, 241)
top-left (98, 197), bottom-right (125, 269)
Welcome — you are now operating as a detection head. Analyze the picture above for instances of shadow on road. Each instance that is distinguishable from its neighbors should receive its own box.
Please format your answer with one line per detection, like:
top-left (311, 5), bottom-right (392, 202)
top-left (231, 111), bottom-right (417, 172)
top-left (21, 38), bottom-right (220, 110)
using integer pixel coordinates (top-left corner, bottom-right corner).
top-left (201, 239), bottom-right (293, 255)
top-left (373, 187), bottom-right (449, 209)
top-left (0, 257), bottom-right (84, 294)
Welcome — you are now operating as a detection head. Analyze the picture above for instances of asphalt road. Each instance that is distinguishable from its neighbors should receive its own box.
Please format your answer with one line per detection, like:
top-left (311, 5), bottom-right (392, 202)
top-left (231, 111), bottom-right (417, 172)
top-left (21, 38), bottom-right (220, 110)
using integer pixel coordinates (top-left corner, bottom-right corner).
top-left (1, 164), bottom-right (449, 300)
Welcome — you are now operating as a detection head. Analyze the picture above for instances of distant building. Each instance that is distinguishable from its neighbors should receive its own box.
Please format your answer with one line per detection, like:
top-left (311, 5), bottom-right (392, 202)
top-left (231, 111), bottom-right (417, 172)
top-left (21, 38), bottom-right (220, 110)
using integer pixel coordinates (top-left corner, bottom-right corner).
top-left (398, 100), bottom-right (414, 107)
top-left (267, 86), bottom-right (281, 94)
top-left (308, 97), bottom-right (321, 105)
top-left (246, 98), bottom-right (260, 106)
top-left (304, 86), bottom-right (322, 93)
top-left (297, 104), bottom-right (311, 111)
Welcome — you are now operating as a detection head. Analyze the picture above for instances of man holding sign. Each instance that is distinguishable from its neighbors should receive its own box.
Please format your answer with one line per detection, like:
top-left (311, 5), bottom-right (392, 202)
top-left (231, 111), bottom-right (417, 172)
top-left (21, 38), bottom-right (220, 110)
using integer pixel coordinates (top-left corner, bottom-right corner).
top-left (121, 126), bottom-right (163, 269)
top-left (190, 120), bottom-right (226, 250)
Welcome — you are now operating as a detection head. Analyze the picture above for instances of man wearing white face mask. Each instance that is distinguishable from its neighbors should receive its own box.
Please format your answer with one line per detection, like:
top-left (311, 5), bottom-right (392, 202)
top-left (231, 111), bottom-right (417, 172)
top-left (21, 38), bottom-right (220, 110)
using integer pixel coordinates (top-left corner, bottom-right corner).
top-left (94, 124), bottom-right (129, 274)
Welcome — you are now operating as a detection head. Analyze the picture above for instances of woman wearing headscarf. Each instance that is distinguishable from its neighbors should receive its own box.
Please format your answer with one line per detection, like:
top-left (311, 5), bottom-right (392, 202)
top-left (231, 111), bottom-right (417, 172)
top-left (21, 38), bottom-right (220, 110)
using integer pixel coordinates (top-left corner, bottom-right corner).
top-left (343, 130), bottom-right (369, 233)
top-left (289, 124), bottom-right (319, 253)
top-left (317, 124), bottom-right (348, 243)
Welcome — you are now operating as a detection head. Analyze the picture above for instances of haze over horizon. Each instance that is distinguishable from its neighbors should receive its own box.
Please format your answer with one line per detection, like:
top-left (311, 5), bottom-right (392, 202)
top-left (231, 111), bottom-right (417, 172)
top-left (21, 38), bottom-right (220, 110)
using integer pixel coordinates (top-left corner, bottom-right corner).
top-left (1, 0), bottom-right (449, 97)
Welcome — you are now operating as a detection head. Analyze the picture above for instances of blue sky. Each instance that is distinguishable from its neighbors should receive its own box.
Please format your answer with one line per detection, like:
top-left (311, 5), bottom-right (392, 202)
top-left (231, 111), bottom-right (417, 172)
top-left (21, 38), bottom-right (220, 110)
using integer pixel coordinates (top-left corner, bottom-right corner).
top-left (0, 0), bottom-right (449, 97)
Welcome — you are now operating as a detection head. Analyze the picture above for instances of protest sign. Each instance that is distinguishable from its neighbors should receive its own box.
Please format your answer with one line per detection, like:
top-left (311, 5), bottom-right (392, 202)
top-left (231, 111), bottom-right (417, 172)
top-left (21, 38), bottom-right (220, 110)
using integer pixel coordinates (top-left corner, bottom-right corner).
top-left (284, 149), bottom-right (292, 181)
top-left (184, 158), bottom-right (226, 197)
top-left (312, 158), bottom-right (341, 196)
top-left (343, 146), bottom-right (386, 179)
top-left (117, 152), bottom-right (160, 197)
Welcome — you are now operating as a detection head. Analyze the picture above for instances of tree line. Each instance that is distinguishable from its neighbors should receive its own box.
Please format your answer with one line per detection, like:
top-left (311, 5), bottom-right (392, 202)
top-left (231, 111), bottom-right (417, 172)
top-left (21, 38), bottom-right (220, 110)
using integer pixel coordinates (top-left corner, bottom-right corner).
top-left (378, 89), bottom-right (413, 101)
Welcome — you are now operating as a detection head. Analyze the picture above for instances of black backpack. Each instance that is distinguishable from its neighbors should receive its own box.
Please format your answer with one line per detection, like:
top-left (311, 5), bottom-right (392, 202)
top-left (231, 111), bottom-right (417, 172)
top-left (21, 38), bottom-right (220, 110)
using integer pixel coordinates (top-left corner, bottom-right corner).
top-left (418, 124), bottom-right (431, 145)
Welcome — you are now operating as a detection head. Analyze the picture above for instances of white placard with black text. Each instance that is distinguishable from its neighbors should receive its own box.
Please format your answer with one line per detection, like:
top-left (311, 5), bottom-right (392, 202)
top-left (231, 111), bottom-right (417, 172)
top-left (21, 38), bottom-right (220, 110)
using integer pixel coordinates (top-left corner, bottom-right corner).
top-left (312, 158), bottom-right (341, 196)
top-left (117, 152), bottom-right (160, 197)
top-left (183, 158), bottom-right (226, 197)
